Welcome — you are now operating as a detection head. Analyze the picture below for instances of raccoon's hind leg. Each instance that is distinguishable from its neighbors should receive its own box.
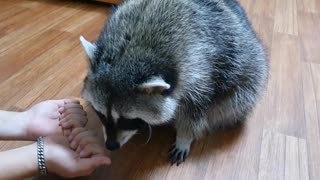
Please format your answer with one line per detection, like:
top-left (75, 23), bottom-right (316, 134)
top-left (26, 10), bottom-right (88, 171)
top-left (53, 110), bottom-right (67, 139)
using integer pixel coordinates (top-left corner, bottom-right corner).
top-left (169, 112), bottom-right (208, 165)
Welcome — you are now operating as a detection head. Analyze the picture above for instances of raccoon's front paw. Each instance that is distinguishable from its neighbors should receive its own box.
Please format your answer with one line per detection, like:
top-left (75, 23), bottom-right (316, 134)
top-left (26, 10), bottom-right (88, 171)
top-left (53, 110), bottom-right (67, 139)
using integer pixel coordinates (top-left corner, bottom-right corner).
top-left (169, 143), bottom-right (190, 166)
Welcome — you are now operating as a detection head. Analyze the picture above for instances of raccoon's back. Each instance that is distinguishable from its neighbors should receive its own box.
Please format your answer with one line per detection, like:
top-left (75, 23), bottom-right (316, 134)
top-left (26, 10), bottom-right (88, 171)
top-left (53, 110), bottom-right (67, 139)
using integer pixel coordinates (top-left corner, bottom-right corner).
top-left (98, 0), bottom-right (268, 94)
top-left (100, 0), bottom-right (259, 58)
top-left (189, 0), bottom-right (268, 89)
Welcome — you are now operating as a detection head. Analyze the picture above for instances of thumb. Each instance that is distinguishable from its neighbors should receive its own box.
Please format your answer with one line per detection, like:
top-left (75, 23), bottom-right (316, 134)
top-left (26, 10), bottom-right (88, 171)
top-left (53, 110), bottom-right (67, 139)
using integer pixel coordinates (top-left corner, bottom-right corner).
top-left (91, 155), bottom-right (112, 166)
top-left (75, 156), bottom-right (111, 177)
top-left (78, 155), bottom-right (111, 170)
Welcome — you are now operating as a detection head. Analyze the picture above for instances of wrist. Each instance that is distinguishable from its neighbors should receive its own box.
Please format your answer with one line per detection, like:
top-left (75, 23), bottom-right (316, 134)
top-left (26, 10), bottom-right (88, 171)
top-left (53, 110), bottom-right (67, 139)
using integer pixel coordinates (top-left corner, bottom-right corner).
top-left (25, 143), bottom-right (39, 176)
top-left (0, 143), bottom-right (39, 179)
top-left (0, 110), bottom-right (31, 140)
top-left (16, 111), bottom-right (34, 140)
top-left (43, 137), bottom-right (55, 174)
top-left (18, 110), bottom-right (42, 141)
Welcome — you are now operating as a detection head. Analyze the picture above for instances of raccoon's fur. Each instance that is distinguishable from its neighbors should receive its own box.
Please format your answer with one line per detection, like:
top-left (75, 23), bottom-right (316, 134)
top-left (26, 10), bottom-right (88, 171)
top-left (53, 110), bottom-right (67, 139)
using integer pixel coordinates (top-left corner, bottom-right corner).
top-left (80, 0), bottom-right (269, 165)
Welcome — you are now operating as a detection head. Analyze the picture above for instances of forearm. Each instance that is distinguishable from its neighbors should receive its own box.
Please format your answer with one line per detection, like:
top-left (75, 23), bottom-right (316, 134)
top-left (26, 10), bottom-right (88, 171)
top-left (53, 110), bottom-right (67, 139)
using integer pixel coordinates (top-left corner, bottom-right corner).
top-left (0, 111), bottom-right (28, 140)
top-left (0, 143), bottom-right (38, 179)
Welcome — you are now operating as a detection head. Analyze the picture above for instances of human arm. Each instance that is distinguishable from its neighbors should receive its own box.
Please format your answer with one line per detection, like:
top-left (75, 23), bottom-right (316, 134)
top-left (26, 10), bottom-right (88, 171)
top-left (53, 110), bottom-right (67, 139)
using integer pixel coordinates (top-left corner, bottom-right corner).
top-left (0, 110), bottom-right (29, 140)
top-left (0, 99), bottom-right (86, 140)
top-left (0, 134), bottom-right (110, 179)
top-left (0, 143), bottom-right (38, 179)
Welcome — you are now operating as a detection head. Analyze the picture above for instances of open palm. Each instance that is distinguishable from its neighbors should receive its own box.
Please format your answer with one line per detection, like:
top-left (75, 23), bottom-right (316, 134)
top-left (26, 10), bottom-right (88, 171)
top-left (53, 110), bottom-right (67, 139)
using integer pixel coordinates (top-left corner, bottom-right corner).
top-left (25, 99), bottom-right (80, 139)
top-left (45, 133), bottom-right (110, 178)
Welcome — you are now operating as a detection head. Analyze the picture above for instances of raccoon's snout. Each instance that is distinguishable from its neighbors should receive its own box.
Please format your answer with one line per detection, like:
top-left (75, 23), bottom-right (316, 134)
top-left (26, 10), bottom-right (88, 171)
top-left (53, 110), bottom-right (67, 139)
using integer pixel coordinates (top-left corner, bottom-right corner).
top-left (106, 140), bottom-right (120, 151)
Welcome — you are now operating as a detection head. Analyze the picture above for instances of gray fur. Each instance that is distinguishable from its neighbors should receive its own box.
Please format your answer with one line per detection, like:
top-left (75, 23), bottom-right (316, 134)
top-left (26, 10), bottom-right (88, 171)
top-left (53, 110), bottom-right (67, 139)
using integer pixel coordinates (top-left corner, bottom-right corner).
top-left (81, 0), bottom-right (269, 165)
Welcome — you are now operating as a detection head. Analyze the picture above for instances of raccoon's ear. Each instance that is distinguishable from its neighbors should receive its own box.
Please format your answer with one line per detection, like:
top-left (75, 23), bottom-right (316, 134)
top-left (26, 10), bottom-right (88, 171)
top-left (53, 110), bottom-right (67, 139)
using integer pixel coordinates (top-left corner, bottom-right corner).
top-left (80, 36), bottom-right (96, 60)
top-left (138, 77), bottom-right (171, 95)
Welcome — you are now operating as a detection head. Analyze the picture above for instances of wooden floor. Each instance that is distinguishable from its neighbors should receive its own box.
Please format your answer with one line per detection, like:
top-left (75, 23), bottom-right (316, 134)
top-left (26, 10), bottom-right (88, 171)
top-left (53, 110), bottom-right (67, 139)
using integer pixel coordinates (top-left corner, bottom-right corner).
top-left (0, 0), bottom-right (319, 179)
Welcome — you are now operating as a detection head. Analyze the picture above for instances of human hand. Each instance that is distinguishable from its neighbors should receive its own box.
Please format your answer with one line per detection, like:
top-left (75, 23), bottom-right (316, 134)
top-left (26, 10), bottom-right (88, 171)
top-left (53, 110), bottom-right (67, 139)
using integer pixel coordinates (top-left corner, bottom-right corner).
top-left (59, 101), bottom-right (88, 136)
top-left (44, 134), bottom-right (110, 178)
top-left (22, 99), bottom-right (86, 140)
top-left (68, 128), bottom-right (106, 158)
top-left (0, 132), bottom-right (109, 179)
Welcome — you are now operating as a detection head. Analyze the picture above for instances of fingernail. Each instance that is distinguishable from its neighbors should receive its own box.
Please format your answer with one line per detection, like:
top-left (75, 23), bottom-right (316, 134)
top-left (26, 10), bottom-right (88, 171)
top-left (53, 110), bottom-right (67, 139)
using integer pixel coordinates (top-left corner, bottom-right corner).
top-left (70, 141), bottom-right (76, 149)
top-left (58, 107), bottom-right (64, 113)
top-left (76, 147), bottom-right (81, 153)
top-left (80, 151), bottom-right (87, 157)
top-left (103, 159), bottom-right (111, 165)
top-left (61, 122), bottom-right (66, 128)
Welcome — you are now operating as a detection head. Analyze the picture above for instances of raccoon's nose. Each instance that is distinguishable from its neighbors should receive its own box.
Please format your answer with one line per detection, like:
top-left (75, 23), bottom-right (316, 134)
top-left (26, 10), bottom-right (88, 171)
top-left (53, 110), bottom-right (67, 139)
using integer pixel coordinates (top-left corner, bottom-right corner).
top-left (106, 140), bottom-right (120, 151)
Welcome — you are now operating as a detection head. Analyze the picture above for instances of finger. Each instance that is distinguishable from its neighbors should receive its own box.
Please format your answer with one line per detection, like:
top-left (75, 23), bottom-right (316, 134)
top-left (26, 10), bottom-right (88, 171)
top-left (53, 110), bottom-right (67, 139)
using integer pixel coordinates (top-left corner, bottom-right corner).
top-left (78, 138), bottom-right (99, 156)
top-left (59, 103), bottom-right (83, 114)
top-left (72, 130), bottom-right (94, 145)
top-left (50, 99), bottom-right (80, 107)
top-left (91, 155), bottom-right (111, 166)
top-left (62, 103), bottom-right (84, 111)
top-left (60, 103), bottom-right (83, 113)
top-left (60, 119), bottom-right (80, 128)
top-left (79, 135), bottom-right (98, 147)
top-left (58, 107), bottom-right (64, 114)
top-left (69, 127), bottom-right (86, 141)
top-left (76, 133), bottom-right (98, 153)
top-left (60, 113), bottom-right (87, 122)
top-left (69, 128), bottom-right (87, 142)
top-left (64, 99), bottom-right (80, 104)
top-left (71, 130), bottom-right (93, 149)
top-left (60, 115), bottom-right (87, 127)
top-left (76, 137), bottom-right (98, 155)
top-left (80, 146), bottom-right (98, 158)
top-left (60, 109), bottom-right (87, 118)
top-left (76, 156), bottom-right (111, 176)
top-left (62, 119), bottom-right (87, 129)
top-left (56, 126), bottom-right (63, 135)
top-left (60, 119), bottom-right (83, 129)
top-left (63, 129), bottom-right (72, 137)
top-left (76, 144), bottom-right (82, 154)
top-left (80, 143), bottom-right (105, 158)
top-left (79, 146), bottom-right (93, 157)
top-left (60, 114), bottom-right (87, 122)
top-left (74, 133), bottom-right (98, 153)
top-left (61, 109), bottom-right (87, 119)
top-left (60, 115), bottom-right (87, 126)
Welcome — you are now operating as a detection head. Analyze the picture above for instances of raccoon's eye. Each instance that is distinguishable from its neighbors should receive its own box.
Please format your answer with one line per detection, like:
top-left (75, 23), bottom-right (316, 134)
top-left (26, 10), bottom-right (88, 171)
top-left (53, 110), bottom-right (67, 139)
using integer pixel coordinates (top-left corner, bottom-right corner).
top-left (117, 117), bottom-right (146, 130)
top-left (93, 109), bottom-right (109, 126)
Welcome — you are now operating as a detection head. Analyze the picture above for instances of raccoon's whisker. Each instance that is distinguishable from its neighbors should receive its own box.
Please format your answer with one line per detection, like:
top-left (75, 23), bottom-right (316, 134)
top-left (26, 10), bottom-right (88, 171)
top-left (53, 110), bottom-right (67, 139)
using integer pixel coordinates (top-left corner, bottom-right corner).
top-left (144, 125), bottom-right (152, 145)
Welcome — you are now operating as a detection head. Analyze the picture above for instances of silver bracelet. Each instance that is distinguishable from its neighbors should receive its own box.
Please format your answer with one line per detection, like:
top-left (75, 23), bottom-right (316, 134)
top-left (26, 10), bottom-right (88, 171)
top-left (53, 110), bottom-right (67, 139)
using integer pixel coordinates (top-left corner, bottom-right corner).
top-left (37, 136), bottom-right (47, 176)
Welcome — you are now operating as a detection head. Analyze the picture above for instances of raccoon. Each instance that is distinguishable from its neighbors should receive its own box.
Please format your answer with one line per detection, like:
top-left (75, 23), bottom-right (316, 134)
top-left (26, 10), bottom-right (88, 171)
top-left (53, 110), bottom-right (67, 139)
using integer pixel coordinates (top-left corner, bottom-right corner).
top-left (80, 0), bottom-right (269, 165)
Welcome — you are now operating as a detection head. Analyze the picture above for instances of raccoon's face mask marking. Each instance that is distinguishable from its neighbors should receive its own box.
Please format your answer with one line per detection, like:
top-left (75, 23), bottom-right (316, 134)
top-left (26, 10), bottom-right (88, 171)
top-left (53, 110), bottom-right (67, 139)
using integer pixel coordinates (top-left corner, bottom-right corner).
top-left (85, 90), bottom-right (178, 150)
top-left (80, 36), bottom-right (178, 149)
top-left (93, 108), bottom-right (147, 151)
